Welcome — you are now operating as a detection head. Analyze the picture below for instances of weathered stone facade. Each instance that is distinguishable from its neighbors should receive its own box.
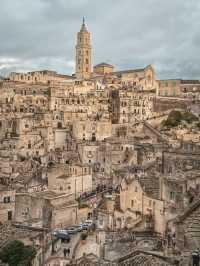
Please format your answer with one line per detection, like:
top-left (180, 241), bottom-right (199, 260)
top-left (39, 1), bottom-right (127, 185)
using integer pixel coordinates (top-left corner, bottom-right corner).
top-left (0, 18), bottom-right (199, 266)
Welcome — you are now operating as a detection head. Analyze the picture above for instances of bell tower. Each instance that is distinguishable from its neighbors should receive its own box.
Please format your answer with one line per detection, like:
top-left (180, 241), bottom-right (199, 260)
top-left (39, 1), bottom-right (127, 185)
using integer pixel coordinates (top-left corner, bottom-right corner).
top-left (75, 17), bottom-right (92, 79)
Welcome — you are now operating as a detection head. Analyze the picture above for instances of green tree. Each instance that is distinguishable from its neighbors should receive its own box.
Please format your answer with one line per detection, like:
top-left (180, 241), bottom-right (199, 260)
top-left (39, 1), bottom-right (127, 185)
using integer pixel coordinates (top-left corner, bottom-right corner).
top-left (182, 111), bottom-right (198, 123)
top-left (0, 240), bottom-right (36, 266)
top-left (168, 110), bottom-right (182, 122)
top-left (80, 232), bottom-right (88, 240)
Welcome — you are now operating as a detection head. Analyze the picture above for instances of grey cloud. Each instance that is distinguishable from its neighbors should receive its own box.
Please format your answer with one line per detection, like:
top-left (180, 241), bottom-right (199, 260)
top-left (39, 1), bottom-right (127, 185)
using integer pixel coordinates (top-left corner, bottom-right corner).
top-left (0, 0), bottom-right (200, 79)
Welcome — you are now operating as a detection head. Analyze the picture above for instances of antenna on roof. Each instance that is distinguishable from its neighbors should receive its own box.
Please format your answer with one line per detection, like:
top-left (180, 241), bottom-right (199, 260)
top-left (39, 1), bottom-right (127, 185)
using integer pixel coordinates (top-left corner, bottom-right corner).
top-left (83, 16), bottom-right (85, 25)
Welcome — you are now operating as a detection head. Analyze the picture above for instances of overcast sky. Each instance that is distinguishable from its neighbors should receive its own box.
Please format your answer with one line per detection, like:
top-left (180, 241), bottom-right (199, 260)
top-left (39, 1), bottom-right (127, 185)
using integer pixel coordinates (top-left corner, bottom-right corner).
top-left (0, 0), bottom-right (200, 79)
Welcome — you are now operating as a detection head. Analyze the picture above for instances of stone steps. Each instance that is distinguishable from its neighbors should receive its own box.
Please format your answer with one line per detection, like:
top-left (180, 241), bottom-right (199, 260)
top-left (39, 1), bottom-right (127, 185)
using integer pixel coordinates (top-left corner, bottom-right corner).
top-left (118, 253), bottom-right (171, 266)
top-left (185, 207), bottom-right (200, 249)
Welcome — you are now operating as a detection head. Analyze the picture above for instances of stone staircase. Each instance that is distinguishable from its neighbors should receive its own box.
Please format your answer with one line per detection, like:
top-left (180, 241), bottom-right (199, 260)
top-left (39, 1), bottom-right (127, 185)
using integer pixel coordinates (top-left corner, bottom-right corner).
top-left (184, 206), bottom-right (200, 249)
top-left (177, 199), bottom-right (200, 250)
top-left (143, 121), bottom-right (166, 142)
top-left (121, 254), bottom-right (169, 266)
top-left (116, 250), bottom-right (174, 266)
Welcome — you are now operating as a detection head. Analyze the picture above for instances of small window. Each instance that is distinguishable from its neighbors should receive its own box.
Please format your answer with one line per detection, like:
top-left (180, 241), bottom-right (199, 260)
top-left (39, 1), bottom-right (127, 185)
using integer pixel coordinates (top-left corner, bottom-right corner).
top-left (3, 196), bottom-right (11, 203)
top-left (8, 211), bottom-right (12, 221)
top-left (170, 191), bottom-right (175, 200)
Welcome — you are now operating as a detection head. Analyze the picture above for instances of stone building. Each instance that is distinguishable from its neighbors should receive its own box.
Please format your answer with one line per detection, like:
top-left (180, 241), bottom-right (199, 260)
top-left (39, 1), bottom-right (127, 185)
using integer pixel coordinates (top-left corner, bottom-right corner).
top-left (94, 63), bottom-right (114, 75)
top-left (118, 176), bottom-right (165, 235)
top-left (14, 190), bottom-right (78, 229)
top-left (0, 185), bottom-right (15, 224)
top-left (73, 120), bottom-right (112, 141)
top-left (180, 79), bottom-right (200, 100)
top-left (157, 79), bottom-right (200, 100)
top-left (48, 163), bottom-right (93, 197)
top-left (8, 70), bottom-right (72, 84)
top-left (157, 79), bottom-right (181, 97)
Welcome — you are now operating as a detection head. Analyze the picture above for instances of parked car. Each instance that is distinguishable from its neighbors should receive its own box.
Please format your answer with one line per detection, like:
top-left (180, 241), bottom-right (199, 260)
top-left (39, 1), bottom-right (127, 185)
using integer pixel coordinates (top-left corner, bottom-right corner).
top-left (53, 230), bottom-right (71, 242)
top-left (72, 225), bottom-right (83, 232)
top-left (80, 220), bottom-right (94, 230)
top-left (65, 225), bottom-right (83, 234)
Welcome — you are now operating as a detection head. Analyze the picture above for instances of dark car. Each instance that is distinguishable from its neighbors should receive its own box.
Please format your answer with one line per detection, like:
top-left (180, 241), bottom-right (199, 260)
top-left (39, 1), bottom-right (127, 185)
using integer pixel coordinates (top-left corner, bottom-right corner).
top-left (72, 225), bottom-right (83, 232)
top-left (65, 225), bottom-right (83, 234)
top-left (53, 230), bottom-right (71, 242)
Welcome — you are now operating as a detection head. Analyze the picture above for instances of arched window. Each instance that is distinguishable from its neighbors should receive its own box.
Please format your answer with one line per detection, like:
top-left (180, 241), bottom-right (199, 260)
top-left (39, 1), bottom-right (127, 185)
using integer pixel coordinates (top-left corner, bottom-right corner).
top-left (91, 133), bottom-right (96, 141)
top-left (57, 122), bottom-right (62, 129)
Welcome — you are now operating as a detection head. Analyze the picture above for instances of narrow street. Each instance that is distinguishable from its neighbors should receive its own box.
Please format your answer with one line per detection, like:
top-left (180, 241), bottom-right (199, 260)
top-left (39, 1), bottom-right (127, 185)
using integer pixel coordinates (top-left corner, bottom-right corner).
top-left (55, 233), bottom-right (80, 259)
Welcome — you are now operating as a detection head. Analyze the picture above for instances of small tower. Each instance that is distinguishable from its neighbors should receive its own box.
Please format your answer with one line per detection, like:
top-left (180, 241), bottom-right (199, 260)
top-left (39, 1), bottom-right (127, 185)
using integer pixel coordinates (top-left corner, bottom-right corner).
top-left (75, 17), bottom-right (92, 79)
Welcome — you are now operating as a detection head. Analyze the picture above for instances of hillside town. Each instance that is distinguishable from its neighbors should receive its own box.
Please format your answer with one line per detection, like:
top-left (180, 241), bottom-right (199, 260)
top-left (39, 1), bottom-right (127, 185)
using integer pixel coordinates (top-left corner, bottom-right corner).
top-left (1, 19), bottom-right (200, 266)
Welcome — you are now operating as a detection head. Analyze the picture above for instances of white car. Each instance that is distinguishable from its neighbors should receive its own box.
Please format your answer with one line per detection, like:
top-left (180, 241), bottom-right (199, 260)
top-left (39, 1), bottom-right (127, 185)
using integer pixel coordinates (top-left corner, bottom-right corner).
top-left (80, 220), bottom-right (94, 230)
top-left (53, 229), bottom-right (68, 235)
